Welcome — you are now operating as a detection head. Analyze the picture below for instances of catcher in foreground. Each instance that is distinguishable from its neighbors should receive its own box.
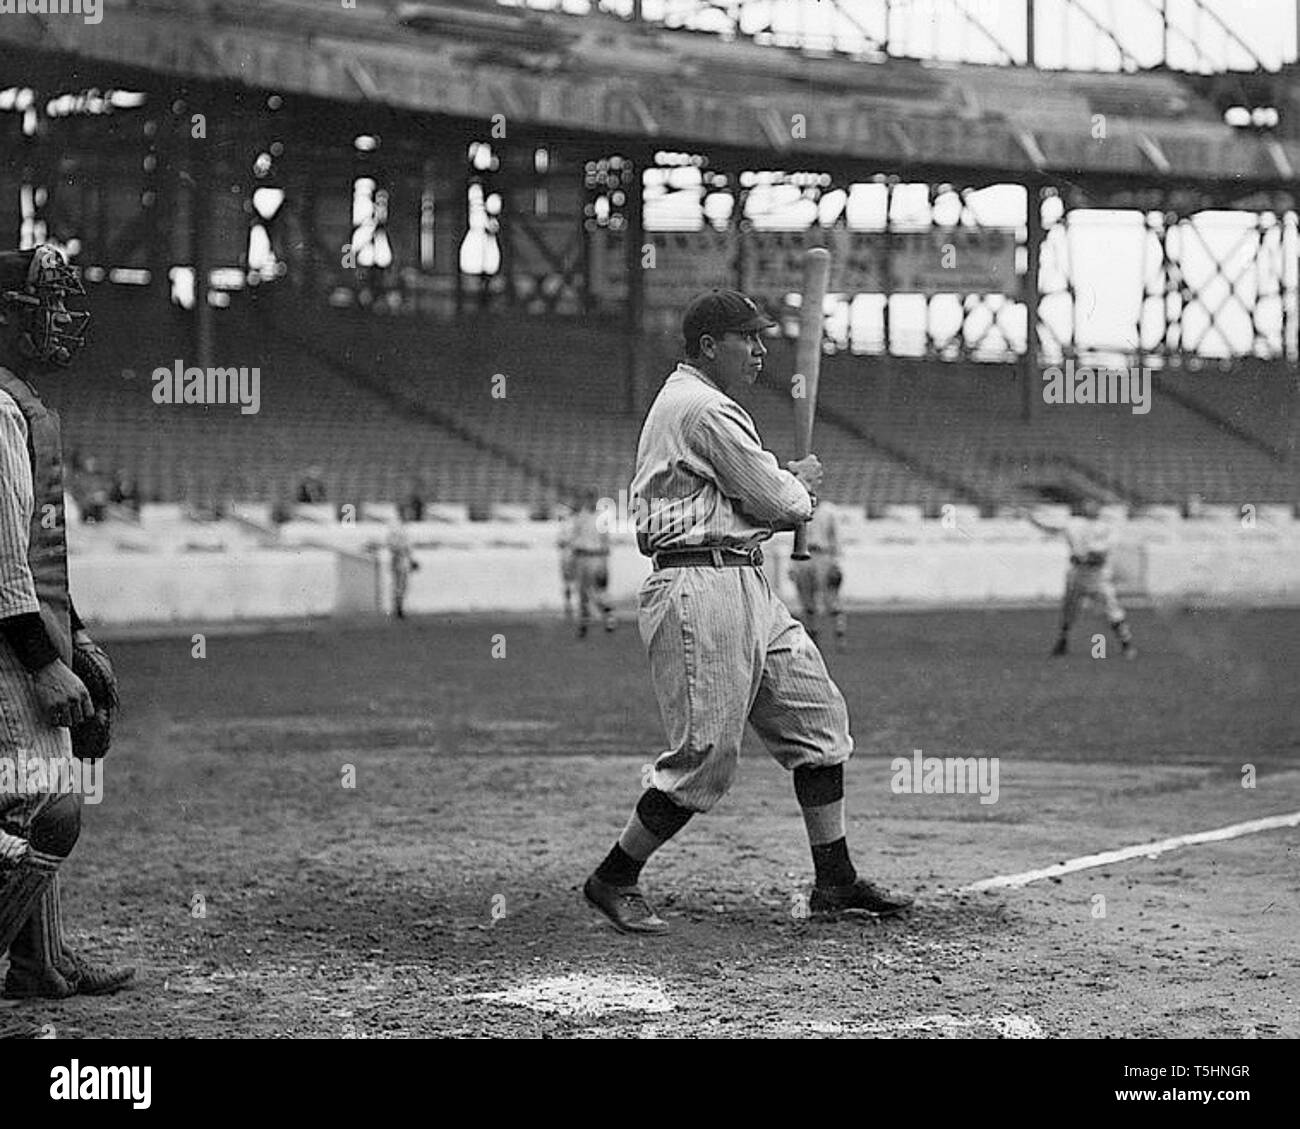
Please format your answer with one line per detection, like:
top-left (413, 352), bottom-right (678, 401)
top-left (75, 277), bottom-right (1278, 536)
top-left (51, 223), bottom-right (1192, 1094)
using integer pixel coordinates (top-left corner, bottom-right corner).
top-left (0, 245), bottom-right (133, 999)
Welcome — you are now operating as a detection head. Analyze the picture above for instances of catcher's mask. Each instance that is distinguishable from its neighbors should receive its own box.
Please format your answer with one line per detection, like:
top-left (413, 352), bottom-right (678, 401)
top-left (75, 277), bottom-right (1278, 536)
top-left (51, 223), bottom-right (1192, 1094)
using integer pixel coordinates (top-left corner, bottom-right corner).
top-left (0, 245), bottom-right (90, 369)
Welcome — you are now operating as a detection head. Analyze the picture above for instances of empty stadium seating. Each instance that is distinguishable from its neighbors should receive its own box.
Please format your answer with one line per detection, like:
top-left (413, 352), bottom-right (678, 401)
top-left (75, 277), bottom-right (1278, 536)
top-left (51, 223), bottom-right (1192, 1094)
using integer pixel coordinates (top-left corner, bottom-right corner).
top-left (38, 288), bottom-right (1298, 516)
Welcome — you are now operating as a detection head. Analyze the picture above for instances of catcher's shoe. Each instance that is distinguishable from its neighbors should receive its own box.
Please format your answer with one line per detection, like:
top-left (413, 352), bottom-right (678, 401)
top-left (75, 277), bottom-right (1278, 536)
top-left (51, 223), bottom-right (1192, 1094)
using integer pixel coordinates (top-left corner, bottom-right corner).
top-left (810, 877), bottom-right (914, 918)
top-left (1050, 637), bottom-right (1068, 657)
top-left (3, 965), bottom-right (75, 1000)
top-left (583, 874), bottom-right (668, 935)
top-left (61, 950), bottom-right (135, 996)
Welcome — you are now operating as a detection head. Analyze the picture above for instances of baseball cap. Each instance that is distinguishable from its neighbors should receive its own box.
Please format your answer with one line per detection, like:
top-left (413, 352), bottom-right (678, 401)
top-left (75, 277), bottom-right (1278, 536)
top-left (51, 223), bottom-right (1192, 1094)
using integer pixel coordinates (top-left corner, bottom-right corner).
top-left (682, 289), bottom-right (776, 350)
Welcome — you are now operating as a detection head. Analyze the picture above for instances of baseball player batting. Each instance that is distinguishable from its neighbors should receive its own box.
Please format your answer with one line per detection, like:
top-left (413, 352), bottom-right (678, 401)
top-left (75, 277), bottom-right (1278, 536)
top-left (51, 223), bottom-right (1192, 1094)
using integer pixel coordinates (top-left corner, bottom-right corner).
top-left (1025, 498), bottom-right (1136, 659)
top-left (0, 245), bottom-right (133, 998)
top-left (582, 288), bottom-right (913, 933)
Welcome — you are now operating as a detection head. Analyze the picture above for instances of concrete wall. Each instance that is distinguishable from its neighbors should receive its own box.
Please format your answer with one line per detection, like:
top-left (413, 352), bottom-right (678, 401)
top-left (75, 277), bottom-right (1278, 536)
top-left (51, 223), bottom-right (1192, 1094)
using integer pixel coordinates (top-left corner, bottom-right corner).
top-left (64, 523), bottom-right (1300, 623)
top-left (68, 549), bottom-right (351, 623)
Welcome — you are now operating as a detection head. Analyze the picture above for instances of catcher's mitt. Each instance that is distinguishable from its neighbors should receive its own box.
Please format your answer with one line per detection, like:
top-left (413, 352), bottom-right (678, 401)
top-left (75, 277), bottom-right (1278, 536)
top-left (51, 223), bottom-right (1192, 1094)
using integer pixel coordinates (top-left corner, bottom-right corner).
top-left (69, 642), bottom-right (119, 760)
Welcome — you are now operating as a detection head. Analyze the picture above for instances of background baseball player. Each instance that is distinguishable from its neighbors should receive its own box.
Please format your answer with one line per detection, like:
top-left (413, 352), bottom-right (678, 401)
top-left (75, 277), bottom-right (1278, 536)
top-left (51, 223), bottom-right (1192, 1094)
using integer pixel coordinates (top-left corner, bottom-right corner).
top-left (583, 289), bottom-right (912, 934)
top-left (556, 501), bottom-right (578, 620)
top-left (1024, 497), bottom-right (1136, 659)
top-left (567, 490), bottom-right (614, 638)
top-left (787, 502), bottom-right (846, 648)
top-left (0, 245), bottom-right (133, 999)
top-left (386, 514), bottom-right (419, 620)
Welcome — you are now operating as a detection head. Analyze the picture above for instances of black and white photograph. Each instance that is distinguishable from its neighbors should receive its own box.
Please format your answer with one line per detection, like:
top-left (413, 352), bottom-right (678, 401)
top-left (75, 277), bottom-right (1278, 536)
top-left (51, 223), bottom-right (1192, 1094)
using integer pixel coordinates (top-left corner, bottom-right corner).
top-left (0, 0), bottom-right (1295, 1088)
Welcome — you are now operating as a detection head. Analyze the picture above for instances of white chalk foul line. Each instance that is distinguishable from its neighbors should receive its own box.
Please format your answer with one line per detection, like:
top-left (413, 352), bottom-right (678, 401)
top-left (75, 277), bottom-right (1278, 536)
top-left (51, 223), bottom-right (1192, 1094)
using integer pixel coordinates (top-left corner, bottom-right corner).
top-left (961, 810), bottom-right (1300, 892)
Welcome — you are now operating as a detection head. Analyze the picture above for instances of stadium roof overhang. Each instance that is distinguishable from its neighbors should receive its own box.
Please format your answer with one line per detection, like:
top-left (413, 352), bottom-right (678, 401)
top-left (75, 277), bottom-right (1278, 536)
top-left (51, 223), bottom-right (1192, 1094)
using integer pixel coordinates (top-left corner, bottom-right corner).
top-left (1, 0), bottom-right (1296, 198)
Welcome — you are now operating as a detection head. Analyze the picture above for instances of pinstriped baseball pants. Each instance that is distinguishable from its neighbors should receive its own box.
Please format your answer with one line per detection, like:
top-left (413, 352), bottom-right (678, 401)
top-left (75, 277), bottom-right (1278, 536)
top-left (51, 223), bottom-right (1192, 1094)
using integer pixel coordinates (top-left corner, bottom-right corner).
top-left (637, 564), bottom-right (853, 812)
top-left (0, 638), bottom-right (74, 837)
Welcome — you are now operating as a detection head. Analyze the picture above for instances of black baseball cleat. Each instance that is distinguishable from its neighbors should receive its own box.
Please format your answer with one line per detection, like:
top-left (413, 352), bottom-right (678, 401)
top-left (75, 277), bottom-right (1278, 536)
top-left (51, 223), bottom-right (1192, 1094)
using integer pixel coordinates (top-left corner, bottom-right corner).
top-left (1, 966), bottom-right (74, 1000)
top-left (809, 877), bottom-right (914, 918)
top-left (62, 950), bottom-right (136, 996)
top-left (1050, 638), bottom-right (1068, 657)
top-left (5, 951), bottom-right (135, 1000)
top-left (583, 874), bottom-right (668, 935)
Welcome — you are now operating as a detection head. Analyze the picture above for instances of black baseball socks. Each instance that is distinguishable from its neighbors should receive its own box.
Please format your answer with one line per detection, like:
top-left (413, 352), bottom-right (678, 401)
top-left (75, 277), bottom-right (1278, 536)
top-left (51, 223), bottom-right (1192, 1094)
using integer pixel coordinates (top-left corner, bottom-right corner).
top-left (594, 787), bottom-right (693, 887)
top-left (795, 763), bottom-right (858, 888)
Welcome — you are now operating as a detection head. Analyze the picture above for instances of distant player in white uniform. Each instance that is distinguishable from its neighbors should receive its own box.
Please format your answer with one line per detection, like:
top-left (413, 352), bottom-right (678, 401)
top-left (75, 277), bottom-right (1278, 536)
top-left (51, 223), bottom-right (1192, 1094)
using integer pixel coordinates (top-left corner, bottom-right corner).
top-left (567, 491), bottom-right (614, 638)
top-left (556, 503), bottom-right (578, 620)
top-left (1026, 499), bottom-right (1135, 659)
top-left (787, 503), bottom-right (846, 648)
top-left (387, 517), bottom-right (418, 619)
top-left (582, 289), bottom-right (912, 935)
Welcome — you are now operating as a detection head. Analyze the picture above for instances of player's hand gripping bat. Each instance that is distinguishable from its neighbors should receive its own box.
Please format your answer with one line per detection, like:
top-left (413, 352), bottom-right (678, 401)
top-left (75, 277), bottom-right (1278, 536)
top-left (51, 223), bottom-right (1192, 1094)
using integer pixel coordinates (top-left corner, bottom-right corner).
top-left (791, 246), bottom-right (830, 561)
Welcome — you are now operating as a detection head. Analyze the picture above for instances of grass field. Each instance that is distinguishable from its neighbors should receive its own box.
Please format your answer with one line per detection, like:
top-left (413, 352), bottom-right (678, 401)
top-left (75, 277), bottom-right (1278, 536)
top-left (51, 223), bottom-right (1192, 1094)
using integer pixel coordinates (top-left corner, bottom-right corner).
top-left (4, 605), bottom-right (1297, 1038)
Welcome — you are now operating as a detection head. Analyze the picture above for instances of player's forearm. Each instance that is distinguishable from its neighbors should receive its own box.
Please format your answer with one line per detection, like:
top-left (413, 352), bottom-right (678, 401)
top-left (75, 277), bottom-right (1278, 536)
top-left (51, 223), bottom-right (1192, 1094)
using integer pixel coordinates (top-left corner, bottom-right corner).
top-left (714, 455), bottom-right (813, 525)
top-left (698, 405), bottom-right (813, 525)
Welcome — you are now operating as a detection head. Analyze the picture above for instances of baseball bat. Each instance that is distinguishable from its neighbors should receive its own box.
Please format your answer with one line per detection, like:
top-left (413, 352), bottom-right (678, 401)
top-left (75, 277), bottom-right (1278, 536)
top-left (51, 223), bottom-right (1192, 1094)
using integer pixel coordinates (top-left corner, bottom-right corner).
top-left (790, 246), bottom-right (830, 561)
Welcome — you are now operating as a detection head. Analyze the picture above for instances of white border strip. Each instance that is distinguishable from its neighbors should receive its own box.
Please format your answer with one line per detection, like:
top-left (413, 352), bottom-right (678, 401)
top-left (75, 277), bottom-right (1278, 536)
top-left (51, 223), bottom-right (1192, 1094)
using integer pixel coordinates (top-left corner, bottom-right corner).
top-left (961, 810), bottom-right (1300, 892)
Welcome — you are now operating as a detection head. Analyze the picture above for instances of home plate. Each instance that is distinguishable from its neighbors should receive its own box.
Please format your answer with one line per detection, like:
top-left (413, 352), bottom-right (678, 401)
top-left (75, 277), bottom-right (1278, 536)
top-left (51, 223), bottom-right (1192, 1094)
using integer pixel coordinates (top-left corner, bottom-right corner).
top-left (472, 974), bottom-right (675, 1017)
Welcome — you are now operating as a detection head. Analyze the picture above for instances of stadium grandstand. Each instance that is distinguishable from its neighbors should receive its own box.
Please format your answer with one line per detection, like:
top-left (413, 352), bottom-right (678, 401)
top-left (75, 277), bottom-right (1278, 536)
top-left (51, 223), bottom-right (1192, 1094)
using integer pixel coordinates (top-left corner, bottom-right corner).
top-left (1, 0), bottom-right (1297, 527)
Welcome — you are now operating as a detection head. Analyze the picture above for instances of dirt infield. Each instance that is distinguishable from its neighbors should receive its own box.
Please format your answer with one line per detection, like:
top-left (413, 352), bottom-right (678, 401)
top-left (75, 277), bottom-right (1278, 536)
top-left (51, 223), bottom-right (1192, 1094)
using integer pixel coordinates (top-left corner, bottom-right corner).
top-left (2, 607), bottom-right (1296, 1039)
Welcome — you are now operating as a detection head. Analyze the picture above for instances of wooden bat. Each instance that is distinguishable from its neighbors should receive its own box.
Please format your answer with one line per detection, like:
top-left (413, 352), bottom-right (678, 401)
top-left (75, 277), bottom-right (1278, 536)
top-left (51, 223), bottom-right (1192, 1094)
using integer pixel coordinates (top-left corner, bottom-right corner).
top-left (790, 246), bottom-right (830, 561)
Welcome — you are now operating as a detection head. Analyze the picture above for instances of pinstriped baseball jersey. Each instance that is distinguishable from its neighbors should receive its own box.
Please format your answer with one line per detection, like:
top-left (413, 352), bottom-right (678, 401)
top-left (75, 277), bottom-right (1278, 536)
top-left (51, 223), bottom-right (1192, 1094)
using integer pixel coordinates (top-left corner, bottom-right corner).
top-left (633, 362), bottom-right (851, 812)
top-left (0, 384), bottom-right (72, 814)
top-left (0, 391), bottom-right (41, 621)
top-left (630, 363), bottom-right (813, 555)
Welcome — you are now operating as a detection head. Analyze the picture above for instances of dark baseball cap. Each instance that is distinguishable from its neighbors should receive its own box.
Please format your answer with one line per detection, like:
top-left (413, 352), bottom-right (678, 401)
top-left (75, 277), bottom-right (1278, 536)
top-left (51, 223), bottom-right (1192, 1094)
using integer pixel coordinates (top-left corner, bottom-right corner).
top-left (682, 289), bottom-right (776, 349)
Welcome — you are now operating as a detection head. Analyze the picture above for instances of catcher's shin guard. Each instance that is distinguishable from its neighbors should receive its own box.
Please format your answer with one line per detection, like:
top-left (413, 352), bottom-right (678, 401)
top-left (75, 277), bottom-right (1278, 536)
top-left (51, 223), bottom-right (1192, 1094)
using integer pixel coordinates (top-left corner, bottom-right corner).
top-left (0, 848), bottom-right (61, 956)
top-left (6, 872), bottom-right (65, 979)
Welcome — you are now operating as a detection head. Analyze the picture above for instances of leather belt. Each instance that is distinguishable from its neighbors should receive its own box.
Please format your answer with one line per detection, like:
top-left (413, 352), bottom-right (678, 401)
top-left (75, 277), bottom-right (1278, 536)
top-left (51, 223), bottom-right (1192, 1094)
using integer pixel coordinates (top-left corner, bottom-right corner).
top-left (653, 546), bottom-right (764, 570)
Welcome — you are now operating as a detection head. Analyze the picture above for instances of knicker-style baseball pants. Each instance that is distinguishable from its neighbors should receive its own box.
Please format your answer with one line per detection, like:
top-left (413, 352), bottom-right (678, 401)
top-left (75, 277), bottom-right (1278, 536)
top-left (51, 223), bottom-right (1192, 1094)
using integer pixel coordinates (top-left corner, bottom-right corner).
top-left (638, 563), bottom-right (853, 812)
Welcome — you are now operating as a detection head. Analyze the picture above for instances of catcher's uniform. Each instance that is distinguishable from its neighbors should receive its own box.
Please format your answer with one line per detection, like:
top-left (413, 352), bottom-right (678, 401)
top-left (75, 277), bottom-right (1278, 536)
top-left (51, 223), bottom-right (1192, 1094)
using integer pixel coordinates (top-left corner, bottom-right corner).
top-left (0, 368), bottom-right (81, 987)
top-left (0, 247), bottom-right (130, 999)
top-left (631, 362), bottom-right (851, 812)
